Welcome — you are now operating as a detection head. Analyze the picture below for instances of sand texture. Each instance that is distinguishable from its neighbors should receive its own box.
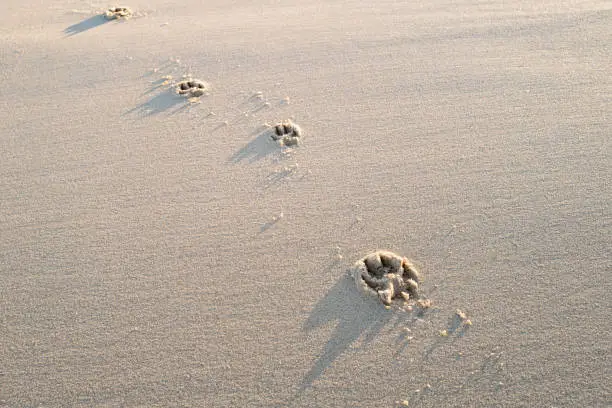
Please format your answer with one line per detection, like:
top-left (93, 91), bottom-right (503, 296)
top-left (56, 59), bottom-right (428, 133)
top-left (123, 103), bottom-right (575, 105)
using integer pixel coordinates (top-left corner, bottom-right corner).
top-left (1, 0), bottom-right (611, 407)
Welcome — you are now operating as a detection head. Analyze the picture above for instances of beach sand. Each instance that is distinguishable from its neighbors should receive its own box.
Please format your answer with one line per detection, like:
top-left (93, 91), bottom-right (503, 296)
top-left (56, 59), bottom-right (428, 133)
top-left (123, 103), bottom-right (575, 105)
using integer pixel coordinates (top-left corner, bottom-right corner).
top-left (1, 0), bottom-right (610, 406)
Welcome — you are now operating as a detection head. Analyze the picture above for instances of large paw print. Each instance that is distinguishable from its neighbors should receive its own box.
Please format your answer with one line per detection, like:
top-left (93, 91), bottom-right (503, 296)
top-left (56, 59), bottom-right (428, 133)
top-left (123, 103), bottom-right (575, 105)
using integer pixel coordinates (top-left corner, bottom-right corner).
top-left (352, 251), bottom-right (421, 306)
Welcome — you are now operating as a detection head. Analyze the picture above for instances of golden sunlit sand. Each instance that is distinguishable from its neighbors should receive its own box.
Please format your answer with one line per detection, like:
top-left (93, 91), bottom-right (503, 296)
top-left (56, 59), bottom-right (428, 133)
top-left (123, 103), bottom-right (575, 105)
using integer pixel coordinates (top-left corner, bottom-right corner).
top-left (1, 0), bottom-right (609, 406)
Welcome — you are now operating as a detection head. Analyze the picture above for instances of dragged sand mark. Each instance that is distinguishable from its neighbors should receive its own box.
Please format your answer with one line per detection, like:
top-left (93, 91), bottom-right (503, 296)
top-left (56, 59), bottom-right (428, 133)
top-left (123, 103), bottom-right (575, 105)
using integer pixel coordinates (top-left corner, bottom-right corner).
top-left (263, 161), bottom-right (311, 190)
top-left (260, 208), bottom-right (284, 232)
top-left (104, 7), bottom-right (133, 20)
top-left (237, 91), bottom-right (272, 115)
top-left (144, 57), bottom-right (189, 79)
top-left (439, 308), bottom-right (472, 337)
top-left (176, 79), bottom-right (209, 98)
top-left (271, 120), bottom-right (302, 147)
top-left (352, 251), bottom-right (421, 306)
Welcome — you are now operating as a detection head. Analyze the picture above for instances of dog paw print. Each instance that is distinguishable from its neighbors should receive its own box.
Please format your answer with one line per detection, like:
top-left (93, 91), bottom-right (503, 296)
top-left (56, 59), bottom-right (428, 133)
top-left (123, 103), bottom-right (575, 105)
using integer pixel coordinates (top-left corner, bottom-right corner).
top-left (176, 79), bottom-right (209, 98)
top-left (352, 251), bottom-right (421, 306)
top-left (104, 7), bottom-right (133, 20)
top-left (271, 120), bottom-right (302, 147)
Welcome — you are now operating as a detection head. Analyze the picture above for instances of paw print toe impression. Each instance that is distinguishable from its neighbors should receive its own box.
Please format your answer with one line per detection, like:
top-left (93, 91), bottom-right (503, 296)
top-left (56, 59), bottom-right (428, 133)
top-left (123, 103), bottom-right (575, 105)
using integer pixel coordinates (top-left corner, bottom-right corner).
top-left (176, 80), bottom-right (209, 97)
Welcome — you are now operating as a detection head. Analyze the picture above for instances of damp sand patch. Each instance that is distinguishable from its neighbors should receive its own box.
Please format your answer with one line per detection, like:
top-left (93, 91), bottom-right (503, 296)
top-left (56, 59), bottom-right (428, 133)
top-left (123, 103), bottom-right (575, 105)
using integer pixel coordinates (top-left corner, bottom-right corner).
top-left (352, 250), bottom-right (422, 307)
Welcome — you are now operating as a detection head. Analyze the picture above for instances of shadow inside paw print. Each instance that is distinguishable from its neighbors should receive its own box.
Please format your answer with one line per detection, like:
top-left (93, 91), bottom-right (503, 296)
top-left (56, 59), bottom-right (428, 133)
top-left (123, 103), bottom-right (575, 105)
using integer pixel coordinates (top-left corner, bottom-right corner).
top-left (352, 251), bottom-right (421, 306)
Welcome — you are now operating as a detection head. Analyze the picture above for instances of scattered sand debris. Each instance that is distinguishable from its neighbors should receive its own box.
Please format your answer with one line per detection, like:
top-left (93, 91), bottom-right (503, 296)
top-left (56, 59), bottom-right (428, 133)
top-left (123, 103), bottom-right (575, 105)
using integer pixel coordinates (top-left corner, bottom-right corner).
top-left (351, 250), bottom-right (422, 306)
top-left (273, 208), bottom-right (284, 222)
top-left (160, 75), bottom-right (173, 86)
top-left (271, 120), bottom-right (302, 147)
top-left (416, 298), bottom-right (432, 309)
top-left (104, 7), bottom-right (132, 20)
top-left (334, 246), bottom-right (343, 261)
top-left (456, 309), bottom-right (472, 326)
top-left (176, 79), bottom-right (209, 98)
top-left (439, 329), bottom-right (449, 337)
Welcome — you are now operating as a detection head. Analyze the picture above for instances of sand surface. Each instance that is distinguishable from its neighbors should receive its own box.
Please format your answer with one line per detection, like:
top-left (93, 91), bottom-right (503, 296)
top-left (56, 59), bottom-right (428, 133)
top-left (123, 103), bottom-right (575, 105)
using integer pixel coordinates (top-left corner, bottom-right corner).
top-left (1, 1), bottom-right (610, 407)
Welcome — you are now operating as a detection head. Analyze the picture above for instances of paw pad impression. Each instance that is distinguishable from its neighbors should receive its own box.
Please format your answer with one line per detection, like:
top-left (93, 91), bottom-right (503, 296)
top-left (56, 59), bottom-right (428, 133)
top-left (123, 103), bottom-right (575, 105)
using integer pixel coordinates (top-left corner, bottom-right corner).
top-left (352, 250), bottom-right (421, 306)
top-left (271, 120), bottom-right (302, 147)
top-left (176, 80), bottom-right (209, 97)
